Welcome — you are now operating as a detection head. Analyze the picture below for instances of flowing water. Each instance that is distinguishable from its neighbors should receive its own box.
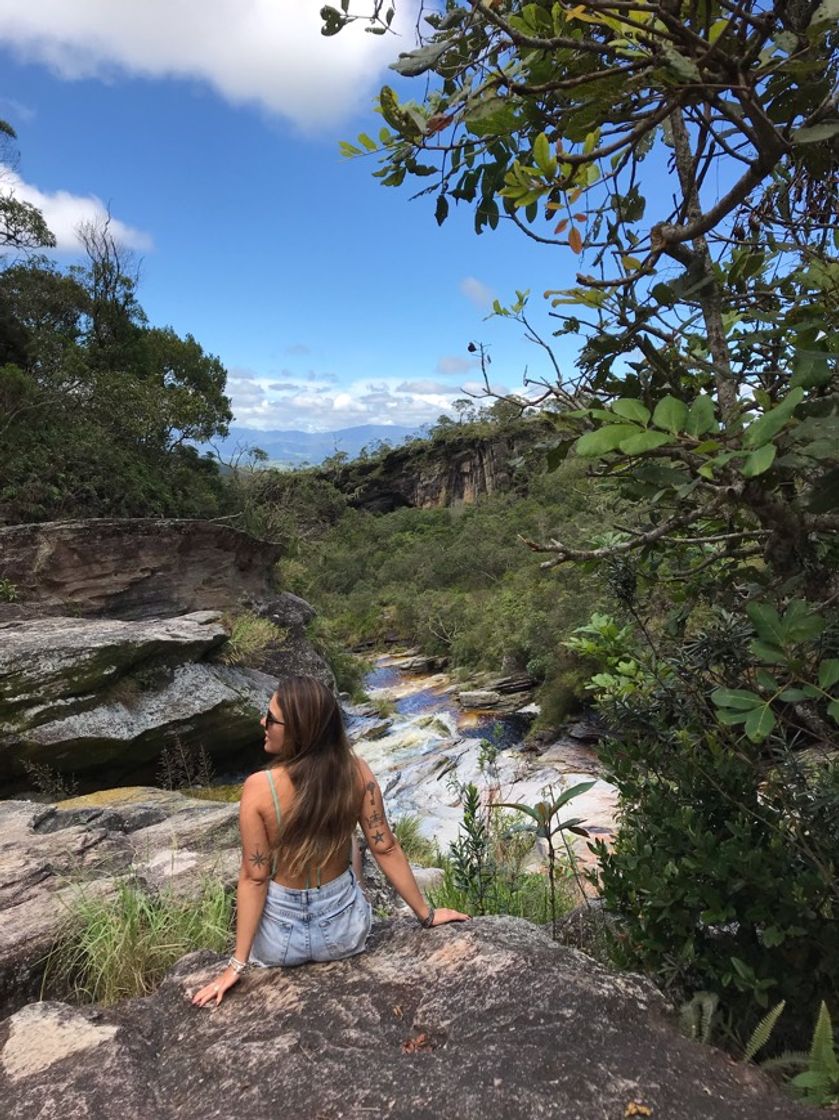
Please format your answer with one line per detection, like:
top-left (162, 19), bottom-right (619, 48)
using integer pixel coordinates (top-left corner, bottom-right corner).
top-left (348, 653), bottom-right (617, 860)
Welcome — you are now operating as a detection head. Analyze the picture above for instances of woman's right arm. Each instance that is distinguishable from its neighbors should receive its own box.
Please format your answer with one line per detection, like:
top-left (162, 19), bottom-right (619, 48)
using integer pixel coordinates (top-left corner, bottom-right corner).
top-left (356, 759), bottom-right (469, 926)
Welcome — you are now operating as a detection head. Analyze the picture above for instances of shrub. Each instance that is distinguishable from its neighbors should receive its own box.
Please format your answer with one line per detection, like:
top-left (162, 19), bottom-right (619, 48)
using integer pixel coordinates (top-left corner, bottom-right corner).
top-left (579, 608), bottom-right (839, 1043)
top-left (43, 877), bottom-right (233, 1004)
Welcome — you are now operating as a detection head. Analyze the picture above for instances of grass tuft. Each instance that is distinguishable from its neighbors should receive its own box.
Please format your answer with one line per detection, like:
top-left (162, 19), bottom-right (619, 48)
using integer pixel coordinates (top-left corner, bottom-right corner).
top-left (219, 611), bottom-right (287, 666)
top-left (393, 814), bottom-right (440, 867)
top-left (43, 878), bottom-right (234, 1005)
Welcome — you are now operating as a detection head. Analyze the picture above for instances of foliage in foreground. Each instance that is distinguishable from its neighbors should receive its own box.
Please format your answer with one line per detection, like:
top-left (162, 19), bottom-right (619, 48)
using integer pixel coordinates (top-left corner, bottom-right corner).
top-left (579, 609), bottom-right (839, 1041)
top-left (43, 878), bottom-right (233, 1005)
top-left (431, 781), bottom-right (574, 926)
top-left (392, 814), bottom-right (440, 867)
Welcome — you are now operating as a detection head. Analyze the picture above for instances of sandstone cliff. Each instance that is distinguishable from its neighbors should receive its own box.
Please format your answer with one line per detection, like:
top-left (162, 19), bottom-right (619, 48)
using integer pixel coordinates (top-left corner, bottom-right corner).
top-left (322, 420), bottom-right (550, 512)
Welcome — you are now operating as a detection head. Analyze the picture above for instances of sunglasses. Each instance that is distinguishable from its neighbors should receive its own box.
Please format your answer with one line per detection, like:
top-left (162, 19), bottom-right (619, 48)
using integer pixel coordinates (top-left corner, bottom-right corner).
top-left (265, 707), bottom-right (285, 728)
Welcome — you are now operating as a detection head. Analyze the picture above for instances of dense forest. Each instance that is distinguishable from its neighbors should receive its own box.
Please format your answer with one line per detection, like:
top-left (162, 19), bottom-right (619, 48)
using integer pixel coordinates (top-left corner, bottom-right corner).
top-left (0, 122), bottom-right (231, 525)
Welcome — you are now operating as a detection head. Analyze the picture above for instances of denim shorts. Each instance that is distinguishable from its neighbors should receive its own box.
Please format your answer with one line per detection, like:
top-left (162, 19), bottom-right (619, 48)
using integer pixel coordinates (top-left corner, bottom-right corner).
top-left (249, 867), bottom-right (372, 968)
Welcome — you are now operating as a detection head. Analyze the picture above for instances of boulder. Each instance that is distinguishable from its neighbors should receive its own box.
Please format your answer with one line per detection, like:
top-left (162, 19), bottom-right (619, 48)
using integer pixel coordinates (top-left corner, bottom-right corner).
top-left (248, 593), bottom-right (334, 689)
top-left (0, 918), bottom-right (814, 1119)
top-left (0, 519), bottom-right (282, 621)
top-left (0, 791), bottom-right (240, 1019)
top-left (0, 609), bottom-right (274, 789)
top-left (458, 689), bottom-right (502, 708)
top-left (0, 612), bottom-right (226, 719)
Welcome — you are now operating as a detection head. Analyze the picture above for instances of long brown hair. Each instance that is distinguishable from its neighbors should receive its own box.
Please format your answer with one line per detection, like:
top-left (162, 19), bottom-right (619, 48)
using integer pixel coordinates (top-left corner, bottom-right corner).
top-left (269, 676), bottom-right (359, 878)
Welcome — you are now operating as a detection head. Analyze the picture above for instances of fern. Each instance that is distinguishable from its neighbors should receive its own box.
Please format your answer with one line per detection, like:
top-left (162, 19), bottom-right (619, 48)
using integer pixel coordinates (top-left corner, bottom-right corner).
top-left (679, 991), bottom-right (719, 1045)
top-left (742, 999), bottom-right (786, 1063)
top-left (789, 1002), bottom-right (839, 1106)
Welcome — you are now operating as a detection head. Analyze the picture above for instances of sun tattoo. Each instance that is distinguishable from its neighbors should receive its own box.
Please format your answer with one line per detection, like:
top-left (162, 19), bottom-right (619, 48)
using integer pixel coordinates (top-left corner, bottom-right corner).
top-left (249, 849), bottom-right (268, 869)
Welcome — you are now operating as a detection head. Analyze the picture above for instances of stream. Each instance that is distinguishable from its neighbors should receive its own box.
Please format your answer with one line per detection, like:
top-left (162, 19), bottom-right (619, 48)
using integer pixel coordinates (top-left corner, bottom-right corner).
top-left (347, 653), bottom-right (617, 863)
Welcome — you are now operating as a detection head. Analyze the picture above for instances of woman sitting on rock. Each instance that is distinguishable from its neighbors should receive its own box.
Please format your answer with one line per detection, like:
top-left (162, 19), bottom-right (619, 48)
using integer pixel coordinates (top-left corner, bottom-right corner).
top-left (192, 675), bottom-right (468, 1007)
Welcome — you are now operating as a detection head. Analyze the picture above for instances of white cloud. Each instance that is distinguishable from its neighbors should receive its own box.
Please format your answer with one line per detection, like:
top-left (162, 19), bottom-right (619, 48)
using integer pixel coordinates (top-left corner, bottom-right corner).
top-left (0, 164), bottom-right (152, 252)
top-left (0, 1), bottom-right (416, 130)
top-left (227, 371), bottom-right (470, 432)
top-left (459, 275), bottom-right (495, 309)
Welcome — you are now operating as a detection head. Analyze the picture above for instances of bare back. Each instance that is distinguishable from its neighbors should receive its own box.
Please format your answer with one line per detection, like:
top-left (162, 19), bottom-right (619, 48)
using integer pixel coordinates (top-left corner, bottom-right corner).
top-left (254, 763), bottom-right (364, 889)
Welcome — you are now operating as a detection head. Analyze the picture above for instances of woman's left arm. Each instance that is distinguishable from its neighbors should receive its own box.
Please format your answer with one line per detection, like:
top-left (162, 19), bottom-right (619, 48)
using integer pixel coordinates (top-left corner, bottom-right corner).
top-left (192, 774), bottom-right (271, 1008)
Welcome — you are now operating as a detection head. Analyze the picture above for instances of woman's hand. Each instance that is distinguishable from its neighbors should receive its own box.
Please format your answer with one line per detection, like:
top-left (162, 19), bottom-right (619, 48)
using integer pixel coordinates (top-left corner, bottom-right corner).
top-left (191, 966), bottom-right (240, 1009)
top-left (431, 907), bottom-right (470, 925)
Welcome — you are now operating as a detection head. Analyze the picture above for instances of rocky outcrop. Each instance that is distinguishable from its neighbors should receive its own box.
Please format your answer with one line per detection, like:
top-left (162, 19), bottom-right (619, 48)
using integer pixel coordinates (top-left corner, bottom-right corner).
top-left (322, 422), bottom-right (549, 512)
top-left (0, 918), bottom-right (814, 1119)
top-left (0, 613), bottom-right (274, 791)
top-left (0, 519), bottom-right (282, 621)
top-left (249, 592), bottom-right (334, 688)
top-left (0, 790), bottom-right (240, 1019)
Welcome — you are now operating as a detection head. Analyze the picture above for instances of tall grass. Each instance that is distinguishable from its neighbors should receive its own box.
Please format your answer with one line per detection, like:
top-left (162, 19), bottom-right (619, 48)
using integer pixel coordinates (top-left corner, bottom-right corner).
top-left (393, 814), bottom-right (440, 867)
top-left (219, 610), bottom-right (287, 666)
top-left (429, 861), bottom-right (558, 924)
top-left (43, 878), bottom-right (234, 1005)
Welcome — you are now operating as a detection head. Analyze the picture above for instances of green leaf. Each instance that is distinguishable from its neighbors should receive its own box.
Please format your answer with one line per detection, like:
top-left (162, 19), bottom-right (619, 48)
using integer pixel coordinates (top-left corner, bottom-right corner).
top-left (619, 430), bottom-right (671, 455)
top-left (792, 122), bottom-right (839, 145)
top-left (783, 599), bottom-right (824, 643)
top-left (746, 602), bottom-right (785, 647)
top-left (493, 802), bottom-right (542, 824)
top-left (811, 0), bottom-right (839, 24)
top-left (828, 700), bottom-right (839, 724)
top-left (611, 398), bottom-right (650, 425)
top-left (532, 132), bottom-right (556, 176)
top-left (711, 687), bottom-right (763, 711)
top-left (819, 659), bottom-right (839, 690)
top-left (686, 394), bottom-right (716, 437)
top-left (750, 640), bottom-right (786, 664)
top-left (745, 704), bottom-right (776, 742)
top-left (435, 194), bottom-right (449, 226)
top-left (549, 779), bottom-right (596, 814)
top-left (741, 444), bottom-right (776, 478)
top-left (575, 424), bottom-right (639, 458)
top-left (651, 282), bottom-right (675, 305)
top-left (743, 387), bottom-right (805, 449)
top-left (779, 688), bottom-right (808, 702)
top-left (357, 132), bottom-right (377, 152)
top-left (652, 395), bottom-right (688, 435)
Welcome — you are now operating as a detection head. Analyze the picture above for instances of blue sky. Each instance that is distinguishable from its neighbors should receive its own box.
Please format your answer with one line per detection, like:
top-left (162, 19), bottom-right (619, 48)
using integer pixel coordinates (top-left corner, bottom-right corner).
top-left (0, 2), bottom-right (595, 432)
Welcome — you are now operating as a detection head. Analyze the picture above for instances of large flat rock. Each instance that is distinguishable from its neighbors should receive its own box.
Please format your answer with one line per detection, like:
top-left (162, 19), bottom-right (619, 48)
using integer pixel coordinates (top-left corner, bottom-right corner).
top-left (0, 918), bottom-right (815, 1119)
top-left (0, 519), bottom-right (282, 621)
top-left (0, 612), bottom-right (274, 789)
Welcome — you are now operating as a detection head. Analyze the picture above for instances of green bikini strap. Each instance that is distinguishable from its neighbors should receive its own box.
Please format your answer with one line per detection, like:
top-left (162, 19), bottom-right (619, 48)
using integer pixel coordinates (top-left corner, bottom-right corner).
top-left (265, 768), bottom-right (282, 828)
top-left (265, 770), bottom-right (282, 877)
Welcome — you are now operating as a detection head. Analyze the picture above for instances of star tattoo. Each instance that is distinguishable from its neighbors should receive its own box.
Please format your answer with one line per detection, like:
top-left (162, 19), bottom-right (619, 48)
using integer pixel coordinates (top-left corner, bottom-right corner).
top-left (373, 831), bottom-right (385, 845)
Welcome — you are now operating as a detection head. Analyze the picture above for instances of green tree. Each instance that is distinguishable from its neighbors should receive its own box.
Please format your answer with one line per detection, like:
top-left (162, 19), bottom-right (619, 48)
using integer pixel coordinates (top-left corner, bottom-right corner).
top-left (0, 120), bottom-right (55, 252)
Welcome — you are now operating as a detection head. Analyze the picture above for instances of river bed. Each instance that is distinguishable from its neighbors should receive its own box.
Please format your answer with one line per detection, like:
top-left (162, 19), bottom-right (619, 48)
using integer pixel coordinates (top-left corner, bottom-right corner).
top-left (348, 653), bottom-right (617, 863)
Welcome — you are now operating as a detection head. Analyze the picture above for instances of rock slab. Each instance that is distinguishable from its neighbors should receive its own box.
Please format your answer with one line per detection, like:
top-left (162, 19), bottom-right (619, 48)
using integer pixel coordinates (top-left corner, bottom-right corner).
top-left (0, 518), bottom-right (282, 621)
top-left (0, 792), bottom-right (240, 1019)
top-left (0, 918), bottom-right (815, 1120)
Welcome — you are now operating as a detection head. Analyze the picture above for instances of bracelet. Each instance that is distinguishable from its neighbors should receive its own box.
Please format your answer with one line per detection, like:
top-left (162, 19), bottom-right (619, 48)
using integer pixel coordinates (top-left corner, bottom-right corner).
top-left (227, 956), bottom-right (248, 974)
top-left (418, 907), bottom-right (435, 929)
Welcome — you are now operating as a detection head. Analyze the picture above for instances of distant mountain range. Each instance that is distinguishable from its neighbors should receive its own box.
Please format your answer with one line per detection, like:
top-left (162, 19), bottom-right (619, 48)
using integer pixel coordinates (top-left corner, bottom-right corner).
top-left (204, 424), bottom-right (421, 466)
